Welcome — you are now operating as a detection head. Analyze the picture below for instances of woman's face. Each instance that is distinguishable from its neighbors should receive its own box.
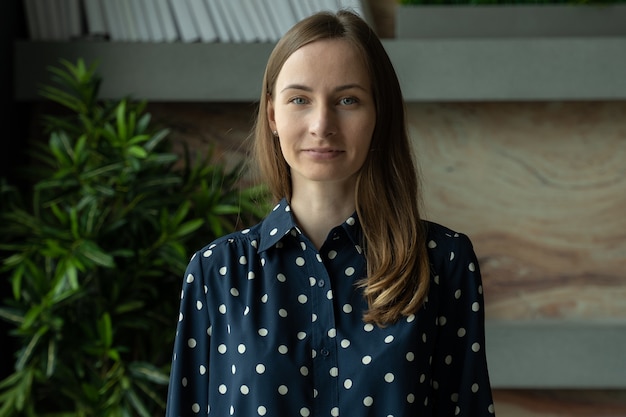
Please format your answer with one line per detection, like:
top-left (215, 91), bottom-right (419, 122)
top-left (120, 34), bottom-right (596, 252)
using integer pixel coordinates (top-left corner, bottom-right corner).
top-left (268, 38), bottom-right (376, 192)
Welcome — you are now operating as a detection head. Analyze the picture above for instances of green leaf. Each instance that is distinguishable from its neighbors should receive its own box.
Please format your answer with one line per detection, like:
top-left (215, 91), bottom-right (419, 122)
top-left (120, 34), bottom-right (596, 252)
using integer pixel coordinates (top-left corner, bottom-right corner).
top-left (127, 145), bottom-right (147, 159)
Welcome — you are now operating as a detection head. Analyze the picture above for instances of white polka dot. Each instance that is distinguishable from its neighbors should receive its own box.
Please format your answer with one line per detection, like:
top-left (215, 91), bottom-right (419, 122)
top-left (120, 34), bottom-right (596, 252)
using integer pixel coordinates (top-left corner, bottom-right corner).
top-left (428, 240), bottom-right (437, 248)
top-left (472, 302), bottom-right (480, 312)
top-left (439, 316), bottom-right (447, 326)
top-left (420, 374), bottom-right (426, 383)
top-left (451, 393), bottom-right (459, 402)
top-left (326, 290), bottom-right (333, 300)
top-left (469, 262), bottom-right (476, 272)
top-left (407, 393), bottom-right (415, 403)
top-left (261, 294), bottom-right (268, 303)
top-left (298, 294), bottom-right (308, 304)
top-left (300, 366), bottom-right (309, 376)
top-left (309, 277), bottom-right (316, 286)
top-left (341, 339), bottom-right (351, 348)
top-left (488, 404), bottom-right (495, 413)
top-left (244, 306), bottom-right (250, 315)
top-left (312, 313), bottom-right (317, 322)
top-left (472, 383), bottom-right (479, 393)
top-left (278, 345), bottom-right (288, 354)
top-left (300, 407), bottom-right (310, 417)
top-left (278, 385), bottom-right (288, 395)
top-left (472, 342), bottom-right (481, 352)
top-left (458, 328), bottom-right (466, 337)
top-left (256, 364), bottom-right (266, 374)
top-left (328, 328), bottom-right (337, 338)
top-left (230, 288), bottom-right (239, 297)
top-left (269, 228), bottom-right (278, 236)
top-left (422, 333), bottom-right (427, 343)
top-left (218, 304), bottom-right (227, 314)
top-left (187, 338), bottom-right (197, 348)
top-left (343, 304), bottom-right (353, 313)
top-left (329, 367), bottom-right (338, 377)
top-left (296, 257), bottom-right (305, 266)
top-left (258, 405), bottom-right (267, 415)
top-left (277, 273), bottom-right (286, 282)
top-left (199, 365), bottom-right (206, 375)
top-left (231, 364), bottom-right (236, 374)
top-left (219, 266), bottom-right (227, 276)
top-left (258, 328), bottom-right (268, 336)
top-left (362, 355), bottom-right (372, 365)
top-left (277, 308), bottom-right (288, 318)
top-left (384, 373), bottom-right (395, 382)
top-left (455, 406), bottom-right (461, 415)
top-left (331, 407), bottom-right (339, 416)
top-left (230, 405), bottom-right (234, 415)
top-left (454, 289), bottom-right (462, 299)
top-left (297, 331), bottom-right (307, 340)
top-left (364, 323), bottom-right (374, 332)
top-left (346, 217), bottom-right (356, 225)
top-left (445, 355), bottom-right (452, 365)
top-left (196, 301), bottom-right (203, 310)
top-left (241, 385), bottom-right (249, 394)
top-left (182, 377), bottom-right (188, 387)
top-left (218, 384), bottom-right (227, 394)
top-left (238, 344), bottom-right (246, 353)
top-left (344, 379), bottom-right (353, 389)
top-left (450, 252), bottom-right (455, 261)
top-left (328, 250), bottom-right (338, 259)
top-left (192, 403), bottom-right (200, 413)
top-left (363, 396), bottom-right (374, 407)
top-left (384, 335), bottom-right (394, 344)
top-left (300, 242), bottom-right (306, 250)
top-left (407, 314), bottom-right (416, 322)
top-left (218, 344), bottom-right (227, 354)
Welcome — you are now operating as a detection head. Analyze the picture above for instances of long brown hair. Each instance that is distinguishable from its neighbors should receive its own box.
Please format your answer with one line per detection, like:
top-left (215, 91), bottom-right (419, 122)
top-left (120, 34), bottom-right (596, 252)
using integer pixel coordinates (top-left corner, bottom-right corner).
top-left (252, 10), bottom-right (430, 326)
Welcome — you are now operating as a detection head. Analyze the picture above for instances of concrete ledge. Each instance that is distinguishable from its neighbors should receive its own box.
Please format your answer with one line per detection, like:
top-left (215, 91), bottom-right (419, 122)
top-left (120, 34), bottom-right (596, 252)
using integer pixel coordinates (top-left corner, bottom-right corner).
top-left (14, 38), bottom-right (626, 102)
top-left (486, 320), bottom-right (626, 388)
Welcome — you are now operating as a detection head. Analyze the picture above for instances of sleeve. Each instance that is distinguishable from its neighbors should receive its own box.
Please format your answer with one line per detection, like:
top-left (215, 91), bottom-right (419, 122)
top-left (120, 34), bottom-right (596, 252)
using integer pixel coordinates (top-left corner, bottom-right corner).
top-left (431, 233), bottom-right (496, 417)
top-left (165, 251), bottom-right (211, 417)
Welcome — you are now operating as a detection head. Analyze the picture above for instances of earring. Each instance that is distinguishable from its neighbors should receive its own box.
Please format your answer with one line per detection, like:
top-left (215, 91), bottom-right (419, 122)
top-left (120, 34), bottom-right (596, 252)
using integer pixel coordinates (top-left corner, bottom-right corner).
top-left (272, 130), bottom-right (278, 137)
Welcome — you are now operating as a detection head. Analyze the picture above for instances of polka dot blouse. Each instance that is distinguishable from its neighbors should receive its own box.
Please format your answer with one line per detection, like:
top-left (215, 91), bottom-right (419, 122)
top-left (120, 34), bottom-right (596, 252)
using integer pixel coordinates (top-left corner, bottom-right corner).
top-left (165, 199), bottom-right (495, 417)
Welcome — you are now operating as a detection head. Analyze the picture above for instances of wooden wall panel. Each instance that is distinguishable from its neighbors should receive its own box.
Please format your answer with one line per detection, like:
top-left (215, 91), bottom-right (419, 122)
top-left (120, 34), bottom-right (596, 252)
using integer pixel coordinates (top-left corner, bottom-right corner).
top-left (407, 102), bottom-right (626, 321)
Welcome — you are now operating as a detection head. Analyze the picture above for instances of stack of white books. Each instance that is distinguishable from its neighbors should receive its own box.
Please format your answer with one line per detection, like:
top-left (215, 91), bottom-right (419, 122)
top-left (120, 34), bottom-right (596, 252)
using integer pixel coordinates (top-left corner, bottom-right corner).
top-left (22, 0), bottom-right (372, 43)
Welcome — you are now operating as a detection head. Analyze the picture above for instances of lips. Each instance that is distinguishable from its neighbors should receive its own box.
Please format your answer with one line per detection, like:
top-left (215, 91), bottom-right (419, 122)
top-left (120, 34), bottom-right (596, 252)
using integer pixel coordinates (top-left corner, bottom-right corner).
top-left (302, 148), bottom-right (344, 159)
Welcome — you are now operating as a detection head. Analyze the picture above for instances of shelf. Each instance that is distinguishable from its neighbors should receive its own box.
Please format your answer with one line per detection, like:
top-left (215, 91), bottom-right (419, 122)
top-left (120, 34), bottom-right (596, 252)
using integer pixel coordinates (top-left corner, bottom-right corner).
top-left (13, 37), bottom-right (626, 102)
top-left (486, 320), bottom-right (626, 388)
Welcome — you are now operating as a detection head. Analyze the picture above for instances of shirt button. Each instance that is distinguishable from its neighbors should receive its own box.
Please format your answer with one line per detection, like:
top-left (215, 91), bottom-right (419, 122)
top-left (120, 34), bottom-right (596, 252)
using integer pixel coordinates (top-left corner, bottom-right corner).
top-left (321, 348), bottom-right (329, 356)
top-left (317, 279), bottom-right (325, 287)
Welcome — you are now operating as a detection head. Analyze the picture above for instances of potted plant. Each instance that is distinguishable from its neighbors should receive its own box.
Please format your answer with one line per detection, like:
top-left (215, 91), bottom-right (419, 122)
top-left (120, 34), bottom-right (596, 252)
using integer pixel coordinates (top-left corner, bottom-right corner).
top-left (0, 59), bottom-right (268, 416)
top-left (395, 0), bottom-right (626, 38)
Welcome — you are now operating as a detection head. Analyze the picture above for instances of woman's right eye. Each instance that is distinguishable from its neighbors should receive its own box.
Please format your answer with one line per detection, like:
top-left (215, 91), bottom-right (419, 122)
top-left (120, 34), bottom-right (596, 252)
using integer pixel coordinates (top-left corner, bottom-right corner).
top-left (289, 97), bottom-right (307, 105)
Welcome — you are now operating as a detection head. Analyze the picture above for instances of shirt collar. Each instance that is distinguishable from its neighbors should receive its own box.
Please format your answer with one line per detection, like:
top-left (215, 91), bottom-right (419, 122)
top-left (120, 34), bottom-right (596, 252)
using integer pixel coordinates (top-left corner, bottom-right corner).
top-left (257, 198), bottom-right (363, 252)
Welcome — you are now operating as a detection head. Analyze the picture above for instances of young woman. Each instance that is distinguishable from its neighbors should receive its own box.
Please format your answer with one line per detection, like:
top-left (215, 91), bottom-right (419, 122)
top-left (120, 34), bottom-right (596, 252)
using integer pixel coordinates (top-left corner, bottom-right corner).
top-left (166, 10), bottom-right (495, 417)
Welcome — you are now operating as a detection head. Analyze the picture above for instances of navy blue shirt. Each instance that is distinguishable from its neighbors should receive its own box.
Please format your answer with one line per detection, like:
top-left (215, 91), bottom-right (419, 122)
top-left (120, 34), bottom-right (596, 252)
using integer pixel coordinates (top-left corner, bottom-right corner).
top-left (165, 199), bottom-right (495, 416)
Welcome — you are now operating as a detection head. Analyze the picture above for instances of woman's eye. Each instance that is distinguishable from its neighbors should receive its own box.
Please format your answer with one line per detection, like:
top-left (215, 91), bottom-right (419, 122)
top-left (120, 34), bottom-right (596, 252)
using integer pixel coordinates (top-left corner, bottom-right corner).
top-left (339, 97), bottom-right (358, 105)
top-left (290, 97), bottom-right (307, 105)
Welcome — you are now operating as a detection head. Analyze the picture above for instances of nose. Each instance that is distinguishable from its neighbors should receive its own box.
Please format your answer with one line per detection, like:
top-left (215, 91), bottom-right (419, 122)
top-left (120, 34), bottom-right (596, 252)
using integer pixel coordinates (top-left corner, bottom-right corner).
top-left (309, 103), bottom-right (336, 138)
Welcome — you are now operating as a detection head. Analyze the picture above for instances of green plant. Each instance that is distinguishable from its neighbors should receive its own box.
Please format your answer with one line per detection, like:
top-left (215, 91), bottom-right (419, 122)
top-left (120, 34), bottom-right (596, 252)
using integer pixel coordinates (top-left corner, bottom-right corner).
top-left (0, 59), bottom-right (269, 417)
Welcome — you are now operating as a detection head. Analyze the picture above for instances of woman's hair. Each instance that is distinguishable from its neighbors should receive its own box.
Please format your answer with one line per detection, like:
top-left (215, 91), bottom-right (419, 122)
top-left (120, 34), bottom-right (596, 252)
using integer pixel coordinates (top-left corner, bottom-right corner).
top-left (252, 10), bottom-right (430, 326)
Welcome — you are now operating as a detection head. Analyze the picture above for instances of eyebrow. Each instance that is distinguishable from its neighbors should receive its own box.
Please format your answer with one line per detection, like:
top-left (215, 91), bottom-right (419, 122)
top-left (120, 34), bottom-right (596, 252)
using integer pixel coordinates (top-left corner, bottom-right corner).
top-left (280, 83), bottom-right (368, 94)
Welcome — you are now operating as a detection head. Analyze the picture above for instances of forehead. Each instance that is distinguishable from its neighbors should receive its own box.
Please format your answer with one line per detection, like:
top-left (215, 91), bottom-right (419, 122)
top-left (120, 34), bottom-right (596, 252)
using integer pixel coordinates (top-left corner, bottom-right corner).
top-left (275, 39), bottom-right (370, 89)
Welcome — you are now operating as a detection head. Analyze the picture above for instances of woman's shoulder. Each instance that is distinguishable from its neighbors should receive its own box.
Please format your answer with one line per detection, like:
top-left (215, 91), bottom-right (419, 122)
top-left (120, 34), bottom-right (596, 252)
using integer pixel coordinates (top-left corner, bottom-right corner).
top-left (423, 220), bottom-right (479, 281)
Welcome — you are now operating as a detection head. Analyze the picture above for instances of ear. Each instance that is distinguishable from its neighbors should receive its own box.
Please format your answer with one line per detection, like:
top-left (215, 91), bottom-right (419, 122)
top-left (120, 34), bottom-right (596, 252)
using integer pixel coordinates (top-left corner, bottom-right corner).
top-left (267, 97), bottom-right (277, 133)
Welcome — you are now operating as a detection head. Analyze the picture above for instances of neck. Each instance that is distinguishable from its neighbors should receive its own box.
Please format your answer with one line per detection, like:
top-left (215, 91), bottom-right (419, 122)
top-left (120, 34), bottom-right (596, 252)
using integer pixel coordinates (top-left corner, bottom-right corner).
top-left (289, 181), bottom-right (356, 250)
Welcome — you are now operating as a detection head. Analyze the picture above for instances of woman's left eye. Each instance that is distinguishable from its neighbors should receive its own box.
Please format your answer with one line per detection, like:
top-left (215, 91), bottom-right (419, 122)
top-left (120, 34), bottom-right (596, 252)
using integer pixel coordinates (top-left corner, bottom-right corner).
top-left (339, 97), bottom-right (358, 105)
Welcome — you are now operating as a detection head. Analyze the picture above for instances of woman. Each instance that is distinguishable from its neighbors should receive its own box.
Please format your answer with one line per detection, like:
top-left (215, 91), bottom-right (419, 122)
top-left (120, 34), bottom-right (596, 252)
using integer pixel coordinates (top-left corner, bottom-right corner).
top-left (166, 10), bottom-right (495, 417)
